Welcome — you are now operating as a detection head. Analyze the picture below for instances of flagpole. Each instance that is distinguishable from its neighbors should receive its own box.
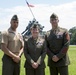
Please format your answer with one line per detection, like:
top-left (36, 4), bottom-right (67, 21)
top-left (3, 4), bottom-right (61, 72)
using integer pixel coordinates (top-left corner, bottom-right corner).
top-left (25, 0), bottom-right (36, 20)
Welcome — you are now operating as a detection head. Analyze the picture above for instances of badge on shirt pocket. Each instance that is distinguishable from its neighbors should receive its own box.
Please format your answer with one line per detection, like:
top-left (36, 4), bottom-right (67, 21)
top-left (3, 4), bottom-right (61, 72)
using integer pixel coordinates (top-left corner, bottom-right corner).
top-left (56, 32), bottom-right (63, 39)
top-left (36, 42), bottom-right (43, 48)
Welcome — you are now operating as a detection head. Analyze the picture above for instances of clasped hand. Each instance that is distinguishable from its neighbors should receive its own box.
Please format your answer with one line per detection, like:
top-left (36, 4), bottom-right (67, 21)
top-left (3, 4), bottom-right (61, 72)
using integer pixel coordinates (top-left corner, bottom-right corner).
top-left (12, 56), bottom-right (20, 63)
top-left (32, 62), bottom-right (39, 69)
top-left (52, 55), bottom-right (59, 62)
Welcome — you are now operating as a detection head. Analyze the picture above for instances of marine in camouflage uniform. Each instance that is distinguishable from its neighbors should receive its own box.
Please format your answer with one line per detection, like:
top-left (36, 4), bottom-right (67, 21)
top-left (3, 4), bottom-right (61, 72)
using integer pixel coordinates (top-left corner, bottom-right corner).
top-left (45, 13), bottom-right (70, 75)
top-left (1, 15), bottom-right (24, 75)
top-left (24, 23), bottom-right (46, 75)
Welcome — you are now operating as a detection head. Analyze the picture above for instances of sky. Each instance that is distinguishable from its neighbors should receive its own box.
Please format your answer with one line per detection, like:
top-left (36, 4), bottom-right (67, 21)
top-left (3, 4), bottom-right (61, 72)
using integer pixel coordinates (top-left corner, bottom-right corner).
top-left (0, 0), bottom-right (76, 33)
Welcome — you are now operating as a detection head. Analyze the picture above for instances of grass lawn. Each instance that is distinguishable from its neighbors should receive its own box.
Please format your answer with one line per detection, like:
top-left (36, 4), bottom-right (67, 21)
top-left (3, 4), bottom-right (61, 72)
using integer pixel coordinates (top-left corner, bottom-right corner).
top-left (0, 45), bottom-right (76, 75)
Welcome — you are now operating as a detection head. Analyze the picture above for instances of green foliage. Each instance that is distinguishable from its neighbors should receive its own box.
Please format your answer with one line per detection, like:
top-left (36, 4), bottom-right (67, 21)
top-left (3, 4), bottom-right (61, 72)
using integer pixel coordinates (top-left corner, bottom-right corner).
top-left (69, 27), bottom-right (76, 33)
top-left (0, 46), bottom-right (76, 75)
top-left (69, 26), bottom-right (76, 45)
top-left (70, 32), bottom-right (76, 44)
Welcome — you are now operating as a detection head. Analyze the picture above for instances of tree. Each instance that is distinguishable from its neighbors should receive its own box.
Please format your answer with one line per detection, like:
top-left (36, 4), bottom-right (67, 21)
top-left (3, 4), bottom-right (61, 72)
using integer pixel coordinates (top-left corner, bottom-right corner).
top-left (69, 26), bottom-right (76, 45)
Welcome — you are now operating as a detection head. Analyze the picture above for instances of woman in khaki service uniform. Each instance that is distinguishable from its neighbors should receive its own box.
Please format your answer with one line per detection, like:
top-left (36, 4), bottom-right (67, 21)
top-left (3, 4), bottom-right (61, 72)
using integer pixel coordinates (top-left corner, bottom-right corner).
top-left (1, 15), bottom-right (24, 75)
top-left (24, 23), bottom-right (46, 75)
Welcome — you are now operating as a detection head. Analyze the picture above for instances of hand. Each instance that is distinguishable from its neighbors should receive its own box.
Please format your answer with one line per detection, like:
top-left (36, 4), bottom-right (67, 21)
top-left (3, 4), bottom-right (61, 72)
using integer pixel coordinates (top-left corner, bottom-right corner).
top-left (52, 55), bottom-right (59, 62)
top-left (12, 55), bottom-right (20, 63)
top-left (32, 62), bottom-right (39, 69)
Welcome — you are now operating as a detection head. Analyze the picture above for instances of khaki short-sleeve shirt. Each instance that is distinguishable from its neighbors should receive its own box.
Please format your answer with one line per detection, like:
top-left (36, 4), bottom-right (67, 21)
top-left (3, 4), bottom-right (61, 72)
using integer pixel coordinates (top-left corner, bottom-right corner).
top-left (1, 28), bottom-right (24, 53)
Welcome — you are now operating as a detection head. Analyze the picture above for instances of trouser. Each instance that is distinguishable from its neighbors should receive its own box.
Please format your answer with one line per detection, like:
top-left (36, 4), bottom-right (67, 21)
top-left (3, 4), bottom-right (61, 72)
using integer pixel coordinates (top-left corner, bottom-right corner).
top-left (25, 68), bottom-right (45, 75)
top-left (49, 66), bottom-right (69, 75)
top-left (2, 54), bottom-right (20, 75)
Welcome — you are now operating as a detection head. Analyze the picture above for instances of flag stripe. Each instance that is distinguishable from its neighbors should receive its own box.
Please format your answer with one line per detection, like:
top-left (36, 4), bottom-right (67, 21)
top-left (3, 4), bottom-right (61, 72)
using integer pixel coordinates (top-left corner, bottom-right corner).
top-left (26, 1), bottom-right (34, 7)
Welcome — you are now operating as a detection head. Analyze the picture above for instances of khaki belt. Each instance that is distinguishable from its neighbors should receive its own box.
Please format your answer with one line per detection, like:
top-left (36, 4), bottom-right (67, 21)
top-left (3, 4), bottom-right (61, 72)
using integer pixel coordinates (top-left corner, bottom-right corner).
top-left (12, 52), bottom-right (19, 55)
